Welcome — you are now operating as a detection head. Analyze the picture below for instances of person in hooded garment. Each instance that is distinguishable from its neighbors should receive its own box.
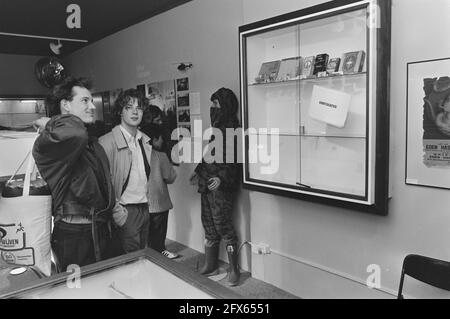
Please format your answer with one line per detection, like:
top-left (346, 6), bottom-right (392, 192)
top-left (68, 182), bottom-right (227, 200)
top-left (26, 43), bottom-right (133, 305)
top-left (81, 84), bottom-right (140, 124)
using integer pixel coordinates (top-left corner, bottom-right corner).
top-left (191, 87), bottom-right (242, 286)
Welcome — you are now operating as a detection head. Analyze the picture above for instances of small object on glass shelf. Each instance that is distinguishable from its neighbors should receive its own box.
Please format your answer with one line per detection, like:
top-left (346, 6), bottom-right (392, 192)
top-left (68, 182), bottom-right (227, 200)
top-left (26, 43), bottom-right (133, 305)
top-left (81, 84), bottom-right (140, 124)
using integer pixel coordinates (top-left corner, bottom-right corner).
top-left (313, 53), bottom-right (329, 75)
top-left (301, 56), bottom-right (315, 78)
top-left (255, 60), bottom-right (281, 83)
top-left (276, 56), bottom-right (302, 82)
top-left (342, 50), bottom-right (365, 74)
top-left (326, 58), bottom-right (341, 74)
top-left (317, 71), bottom-right (328, 78)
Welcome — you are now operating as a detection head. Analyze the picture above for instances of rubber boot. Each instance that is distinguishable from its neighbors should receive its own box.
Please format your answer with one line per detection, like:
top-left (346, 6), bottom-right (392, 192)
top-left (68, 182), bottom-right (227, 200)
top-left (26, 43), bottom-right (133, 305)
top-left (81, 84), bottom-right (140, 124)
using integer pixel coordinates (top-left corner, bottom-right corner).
top-left (199, 241), bottom-right (219, 275)
top-left (226, 244), bottom-right (240, 286)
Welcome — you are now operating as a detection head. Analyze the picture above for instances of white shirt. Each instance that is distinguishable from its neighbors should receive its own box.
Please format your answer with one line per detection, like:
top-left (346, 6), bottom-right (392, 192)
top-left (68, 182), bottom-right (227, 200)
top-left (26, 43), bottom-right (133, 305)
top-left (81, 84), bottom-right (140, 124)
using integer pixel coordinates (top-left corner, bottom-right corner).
top-left (119, 125), bottom-right (148, 204)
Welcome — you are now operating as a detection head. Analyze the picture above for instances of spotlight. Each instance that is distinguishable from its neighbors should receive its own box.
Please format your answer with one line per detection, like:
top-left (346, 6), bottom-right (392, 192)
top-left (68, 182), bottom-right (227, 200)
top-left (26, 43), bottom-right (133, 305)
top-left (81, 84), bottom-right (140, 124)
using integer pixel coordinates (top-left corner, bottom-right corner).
top-left (177, 63), bottom-right (193, 71)
top-left (49, 39), bottom-right (63, 55)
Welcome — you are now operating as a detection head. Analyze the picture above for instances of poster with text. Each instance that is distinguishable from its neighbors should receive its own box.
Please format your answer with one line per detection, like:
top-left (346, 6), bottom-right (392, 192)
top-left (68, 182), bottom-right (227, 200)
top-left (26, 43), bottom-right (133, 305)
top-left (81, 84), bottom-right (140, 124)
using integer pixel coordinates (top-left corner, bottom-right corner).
top-left (406, 58), bottom-right (450, 189)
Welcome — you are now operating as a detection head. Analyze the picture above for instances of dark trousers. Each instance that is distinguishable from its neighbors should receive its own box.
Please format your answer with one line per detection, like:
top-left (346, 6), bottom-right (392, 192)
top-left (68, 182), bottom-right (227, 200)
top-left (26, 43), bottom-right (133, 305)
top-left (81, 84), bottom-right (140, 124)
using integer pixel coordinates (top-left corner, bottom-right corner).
top-left (148, 211), bottom-right (169, 253)
top-left (119, 203), bottom-right (150, 253)
top-left (201, 190), bottom-right (237, 246)
top-left (51, 221), bottom-right (109, 273)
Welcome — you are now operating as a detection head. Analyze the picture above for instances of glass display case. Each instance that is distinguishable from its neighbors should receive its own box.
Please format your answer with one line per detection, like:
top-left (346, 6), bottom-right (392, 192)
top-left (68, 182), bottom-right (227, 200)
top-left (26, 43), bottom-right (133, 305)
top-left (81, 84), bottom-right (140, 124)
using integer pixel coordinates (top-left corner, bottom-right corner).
top-left (0, 249), bottom-right (242, 299)
top-left (239, 0), bottom-right (391, 215)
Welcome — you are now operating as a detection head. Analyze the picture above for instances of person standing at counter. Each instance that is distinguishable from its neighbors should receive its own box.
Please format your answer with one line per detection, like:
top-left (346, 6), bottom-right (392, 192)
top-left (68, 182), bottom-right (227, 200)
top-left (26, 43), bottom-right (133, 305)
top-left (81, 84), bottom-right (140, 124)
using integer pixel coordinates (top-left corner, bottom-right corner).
top-left (32, 77), bottom-right (120, 272)
top-left (99, 89), bottom-right (151, 254)
top-left (190, 87), bottom-right (242, 286)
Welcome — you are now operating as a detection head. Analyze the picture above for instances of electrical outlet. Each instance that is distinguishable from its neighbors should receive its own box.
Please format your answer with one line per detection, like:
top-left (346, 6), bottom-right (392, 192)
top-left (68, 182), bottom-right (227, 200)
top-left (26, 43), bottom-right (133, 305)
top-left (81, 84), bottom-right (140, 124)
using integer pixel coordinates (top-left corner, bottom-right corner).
top-left (250, 242), bottom-right (271, 255)
top-left (259, 243), bottom-right (271, 255)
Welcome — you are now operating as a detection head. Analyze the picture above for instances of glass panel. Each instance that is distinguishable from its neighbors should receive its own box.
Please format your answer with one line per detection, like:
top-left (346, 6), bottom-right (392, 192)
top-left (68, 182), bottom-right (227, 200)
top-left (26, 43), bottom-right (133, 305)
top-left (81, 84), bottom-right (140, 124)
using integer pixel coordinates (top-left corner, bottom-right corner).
top-left (18, 258), bottom-right (214, 299)
top-left (248, 134), bottom-right (299, 186)
top-left (298, 8), bottom-right (367, 197)
top-left (299, 136), bottom-right (366, 196)
top-left (245, 24), bottom-right (300, 135)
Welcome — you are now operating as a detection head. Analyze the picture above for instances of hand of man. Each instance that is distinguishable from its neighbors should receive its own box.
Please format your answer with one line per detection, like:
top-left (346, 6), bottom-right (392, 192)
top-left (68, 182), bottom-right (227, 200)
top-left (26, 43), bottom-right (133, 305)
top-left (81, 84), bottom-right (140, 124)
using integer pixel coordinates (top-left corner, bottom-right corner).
top-left (207, 177), bottom-right (221, 191)
top-left (33, 117), bottom-right (51, 133)
top-left (112, 202), bottom-right (128, 227)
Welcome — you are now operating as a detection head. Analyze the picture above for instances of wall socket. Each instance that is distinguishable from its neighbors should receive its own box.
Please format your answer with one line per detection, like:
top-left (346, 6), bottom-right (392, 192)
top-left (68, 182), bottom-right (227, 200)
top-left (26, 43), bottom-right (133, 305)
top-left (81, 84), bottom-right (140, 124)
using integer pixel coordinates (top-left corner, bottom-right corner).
top-left (250, 242), bottom-right (271, 255)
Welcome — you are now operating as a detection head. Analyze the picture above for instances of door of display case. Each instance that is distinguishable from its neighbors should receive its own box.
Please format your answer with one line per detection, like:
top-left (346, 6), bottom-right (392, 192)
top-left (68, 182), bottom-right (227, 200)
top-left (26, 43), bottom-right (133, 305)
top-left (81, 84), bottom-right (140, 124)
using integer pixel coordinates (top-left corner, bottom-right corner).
top-left (239, 0), bottom-right (391, 215)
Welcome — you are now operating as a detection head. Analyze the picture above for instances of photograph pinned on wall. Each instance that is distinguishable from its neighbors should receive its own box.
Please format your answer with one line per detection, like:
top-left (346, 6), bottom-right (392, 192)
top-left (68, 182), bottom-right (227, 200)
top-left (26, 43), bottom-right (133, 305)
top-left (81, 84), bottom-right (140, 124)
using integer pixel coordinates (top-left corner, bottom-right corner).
top-left (147, 79), bottom-right (177, 130)
top-left (176, 77), bottom-right (189, 91)
top-left (177, 107), bottom-right (191, 123)
top-left (406, 57), bottom-right (450, 189)
top-left (177, 92), bottom-right (190, 107)
top-left (147, 79), bottom-right (178, 161)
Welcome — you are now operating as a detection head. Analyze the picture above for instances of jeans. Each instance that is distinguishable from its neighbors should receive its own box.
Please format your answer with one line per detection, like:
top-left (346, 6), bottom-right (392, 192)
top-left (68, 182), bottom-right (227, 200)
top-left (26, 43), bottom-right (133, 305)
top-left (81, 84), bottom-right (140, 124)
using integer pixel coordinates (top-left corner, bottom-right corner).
top-left (51, 221), bottom-right (109, 273)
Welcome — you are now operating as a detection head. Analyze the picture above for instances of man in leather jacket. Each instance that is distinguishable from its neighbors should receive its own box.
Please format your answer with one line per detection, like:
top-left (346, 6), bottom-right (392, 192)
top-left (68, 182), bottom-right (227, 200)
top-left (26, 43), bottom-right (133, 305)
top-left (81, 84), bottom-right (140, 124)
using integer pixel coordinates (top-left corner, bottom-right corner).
top-left (33, 77), bottom-right (123, 272)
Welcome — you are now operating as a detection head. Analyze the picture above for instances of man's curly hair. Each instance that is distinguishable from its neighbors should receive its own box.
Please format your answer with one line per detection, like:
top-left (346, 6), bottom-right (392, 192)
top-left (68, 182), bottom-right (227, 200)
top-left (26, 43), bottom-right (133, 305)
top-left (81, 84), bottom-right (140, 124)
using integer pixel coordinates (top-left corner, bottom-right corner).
top-left (113, 88), bottom-right (145, 125)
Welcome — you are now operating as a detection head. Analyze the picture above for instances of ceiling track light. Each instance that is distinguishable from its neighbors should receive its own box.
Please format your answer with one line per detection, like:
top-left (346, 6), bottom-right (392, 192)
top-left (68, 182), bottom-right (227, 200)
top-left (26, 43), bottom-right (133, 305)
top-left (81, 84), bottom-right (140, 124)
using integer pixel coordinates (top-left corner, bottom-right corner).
top-left (0, 32), bottom-right (88, 55)
top-left (50, 39), bottom-right (63, 55)
top-left (0, 32), bottom-right (88, 43)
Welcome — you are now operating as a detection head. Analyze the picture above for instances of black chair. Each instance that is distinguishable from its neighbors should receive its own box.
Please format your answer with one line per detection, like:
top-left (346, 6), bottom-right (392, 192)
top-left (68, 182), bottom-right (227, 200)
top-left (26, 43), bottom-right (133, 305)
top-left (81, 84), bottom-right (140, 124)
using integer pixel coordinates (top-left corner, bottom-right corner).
top-left (398, 254), bottom-right (450, 299)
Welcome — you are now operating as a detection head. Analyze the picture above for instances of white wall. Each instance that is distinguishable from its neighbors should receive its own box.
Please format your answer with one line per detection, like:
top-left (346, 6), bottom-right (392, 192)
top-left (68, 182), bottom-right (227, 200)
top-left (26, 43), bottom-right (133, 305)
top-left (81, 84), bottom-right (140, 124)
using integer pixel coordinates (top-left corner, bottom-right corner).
top-left (64, 0), bottom-right (450, 298)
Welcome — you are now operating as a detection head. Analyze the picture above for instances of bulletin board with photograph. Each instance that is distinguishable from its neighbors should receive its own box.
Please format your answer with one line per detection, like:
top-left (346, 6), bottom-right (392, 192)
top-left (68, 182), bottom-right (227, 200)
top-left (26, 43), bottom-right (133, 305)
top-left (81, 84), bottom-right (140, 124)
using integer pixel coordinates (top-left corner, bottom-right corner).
top-left (406, 57), bottom-right (450, 189)
top-left (175, 77), bottom-right (191, 133)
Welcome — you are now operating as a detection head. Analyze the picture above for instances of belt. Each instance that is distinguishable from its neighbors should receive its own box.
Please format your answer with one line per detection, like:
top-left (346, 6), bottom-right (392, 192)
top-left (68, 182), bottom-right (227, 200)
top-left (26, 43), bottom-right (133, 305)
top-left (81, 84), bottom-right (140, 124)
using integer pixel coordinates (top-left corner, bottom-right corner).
top-left (55, 202), bottom-right (103, 262)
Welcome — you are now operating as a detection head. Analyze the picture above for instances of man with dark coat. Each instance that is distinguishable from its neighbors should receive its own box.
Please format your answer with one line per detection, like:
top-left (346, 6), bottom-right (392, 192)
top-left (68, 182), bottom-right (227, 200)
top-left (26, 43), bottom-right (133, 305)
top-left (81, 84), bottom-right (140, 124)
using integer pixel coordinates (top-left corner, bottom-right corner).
top-left (33, 77), bottom-right (123, 272)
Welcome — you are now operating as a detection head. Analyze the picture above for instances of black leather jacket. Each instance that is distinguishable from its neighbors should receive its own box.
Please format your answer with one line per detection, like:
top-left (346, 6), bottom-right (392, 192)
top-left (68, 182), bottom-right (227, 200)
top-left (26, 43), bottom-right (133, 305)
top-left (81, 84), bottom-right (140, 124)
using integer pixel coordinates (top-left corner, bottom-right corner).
top-left (32, 114), bottom-right (115, 220)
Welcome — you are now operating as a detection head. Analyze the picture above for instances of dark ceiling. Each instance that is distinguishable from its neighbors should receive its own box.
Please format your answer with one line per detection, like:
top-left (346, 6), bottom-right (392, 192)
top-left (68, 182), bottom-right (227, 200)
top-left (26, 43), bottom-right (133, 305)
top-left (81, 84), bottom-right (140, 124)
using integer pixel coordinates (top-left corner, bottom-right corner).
top-left (0, 0), bottom-right (192, 56)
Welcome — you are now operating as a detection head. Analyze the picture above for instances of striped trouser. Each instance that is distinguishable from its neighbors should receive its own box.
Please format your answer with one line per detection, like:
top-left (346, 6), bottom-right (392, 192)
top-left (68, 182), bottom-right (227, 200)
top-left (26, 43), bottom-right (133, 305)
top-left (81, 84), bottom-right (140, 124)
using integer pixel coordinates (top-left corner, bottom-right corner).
top-left (201, 190), bottom-right (237, 246)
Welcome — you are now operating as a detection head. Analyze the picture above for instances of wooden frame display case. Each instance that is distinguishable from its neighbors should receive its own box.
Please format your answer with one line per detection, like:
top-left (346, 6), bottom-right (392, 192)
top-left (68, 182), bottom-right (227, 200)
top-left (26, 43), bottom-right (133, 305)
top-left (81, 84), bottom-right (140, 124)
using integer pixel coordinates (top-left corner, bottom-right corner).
top-left (239, 0), bottom-right (391, 215)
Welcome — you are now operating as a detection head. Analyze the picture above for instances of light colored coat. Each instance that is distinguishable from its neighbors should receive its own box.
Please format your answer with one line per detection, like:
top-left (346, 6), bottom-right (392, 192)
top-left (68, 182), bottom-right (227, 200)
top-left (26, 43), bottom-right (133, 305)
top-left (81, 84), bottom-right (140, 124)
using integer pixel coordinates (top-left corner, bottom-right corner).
top-left (147, 150), bottom-right (177, 213)
top-left (99, 125), bottom-right (152, 225)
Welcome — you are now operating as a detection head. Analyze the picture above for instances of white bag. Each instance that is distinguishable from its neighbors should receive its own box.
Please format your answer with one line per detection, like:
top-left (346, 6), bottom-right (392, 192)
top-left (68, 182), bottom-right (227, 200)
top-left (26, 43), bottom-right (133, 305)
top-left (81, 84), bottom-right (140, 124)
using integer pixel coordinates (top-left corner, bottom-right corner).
top-left (0, 146), bottom-right (52, 277)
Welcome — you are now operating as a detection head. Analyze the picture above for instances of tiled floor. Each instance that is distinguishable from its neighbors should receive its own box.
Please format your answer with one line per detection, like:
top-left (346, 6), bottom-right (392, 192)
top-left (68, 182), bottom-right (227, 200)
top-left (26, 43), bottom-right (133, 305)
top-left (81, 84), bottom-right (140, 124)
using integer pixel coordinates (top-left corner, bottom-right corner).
top-left (165, 240), bottom-right (299, 299)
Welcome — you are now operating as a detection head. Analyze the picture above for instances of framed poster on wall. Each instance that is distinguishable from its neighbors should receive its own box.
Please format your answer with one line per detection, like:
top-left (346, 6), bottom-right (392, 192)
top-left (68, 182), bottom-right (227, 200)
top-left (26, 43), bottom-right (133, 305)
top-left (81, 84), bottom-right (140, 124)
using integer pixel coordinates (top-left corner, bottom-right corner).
top-left (406, 57), bottom-right (450, 189)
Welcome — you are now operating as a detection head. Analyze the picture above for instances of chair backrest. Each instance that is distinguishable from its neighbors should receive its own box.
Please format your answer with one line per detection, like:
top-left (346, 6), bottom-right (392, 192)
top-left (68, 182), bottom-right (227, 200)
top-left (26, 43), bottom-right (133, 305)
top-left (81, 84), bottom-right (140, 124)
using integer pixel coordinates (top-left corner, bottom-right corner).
top-left (398, 254), bottom-right (450, 299)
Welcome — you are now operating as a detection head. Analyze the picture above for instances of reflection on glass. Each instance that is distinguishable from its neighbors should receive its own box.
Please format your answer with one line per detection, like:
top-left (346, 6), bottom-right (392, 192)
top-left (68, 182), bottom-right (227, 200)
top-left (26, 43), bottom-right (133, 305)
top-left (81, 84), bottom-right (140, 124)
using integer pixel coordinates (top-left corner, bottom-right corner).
top-left (18, 258), bottom-right (214, 299)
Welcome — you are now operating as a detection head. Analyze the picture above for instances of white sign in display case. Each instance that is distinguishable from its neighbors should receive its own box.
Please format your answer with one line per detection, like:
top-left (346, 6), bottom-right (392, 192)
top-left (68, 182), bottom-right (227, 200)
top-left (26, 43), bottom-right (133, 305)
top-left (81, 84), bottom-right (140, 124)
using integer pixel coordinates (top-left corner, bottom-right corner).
top-left (239, 0), bottom-right (391, 215)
